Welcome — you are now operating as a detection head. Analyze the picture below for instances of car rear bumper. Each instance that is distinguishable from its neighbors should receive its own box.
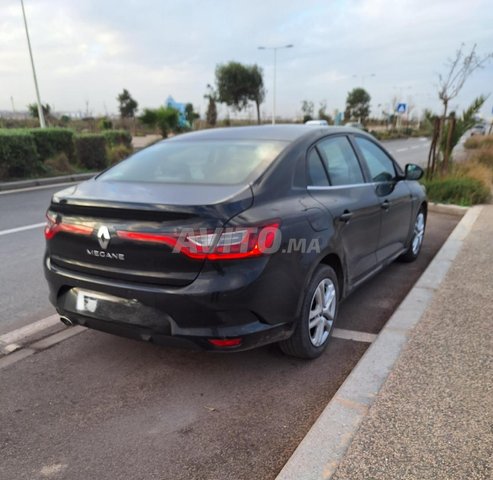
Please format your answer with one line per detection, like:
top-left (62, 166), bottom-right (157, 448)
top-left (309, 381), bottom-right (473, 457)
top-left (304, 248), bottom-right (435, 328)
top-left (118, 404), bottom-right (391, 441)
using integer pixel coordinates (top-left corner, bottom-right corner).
top-left (44, 254), bottom-right (297, 351)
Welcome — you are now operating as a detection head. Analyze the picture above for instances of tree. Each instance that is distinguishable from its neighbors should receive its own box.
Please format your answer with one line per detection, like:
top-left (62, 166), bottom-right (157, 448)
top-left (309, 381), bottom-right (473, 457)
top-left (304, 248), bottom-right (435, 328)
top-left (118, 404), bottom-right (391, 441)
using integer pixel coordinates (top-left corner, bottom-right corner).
top-left (247, 65), bottom-right (265, 124)
top-left (204, 84), bottom-right (218, 127)
top-left (438, 44), bottom-right (492, 120)
top-left (139, 107), bottom-right (179, 138)
top-left (185, 103), bottom-right (199, 126)
top-left (441, 96), bottom-right (487, 154)
top-left (345, 88), bottom-right (371, 123)
top-left (28, 103), bottom-right (50, 119)
top-left (215, 62), bottom-right (265, 124)
top-left (318, 101), bottom-right (333, 124)
top-left (117, 89), bottom-right (138, 118)
top-left (301, 100), bottom-right (314, 123)
top-left (429, 43), bottom-right (492, 175)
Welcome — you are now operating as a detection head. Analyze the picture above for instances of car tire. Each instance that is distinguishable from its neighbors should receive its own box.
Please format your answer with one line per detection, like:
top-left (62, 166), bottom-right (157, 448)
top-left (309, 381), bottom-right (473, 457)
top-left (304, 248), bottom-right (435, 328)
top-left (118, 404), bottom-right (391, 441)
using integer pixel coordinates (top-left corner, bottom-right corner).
top-left (279, 265), bottom-right (339, 359)
top-left (399, 207), bottom-right (426, 263)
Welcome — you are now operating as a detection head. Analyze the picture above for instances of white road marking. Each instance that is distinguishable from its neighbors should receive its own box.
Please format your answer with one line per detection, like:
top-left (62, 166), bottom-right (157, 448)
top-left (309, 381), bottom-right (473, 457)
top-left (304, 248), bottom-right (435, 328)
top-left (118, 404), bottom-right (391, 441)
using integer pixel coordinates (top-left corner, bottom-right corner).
top-left (0, 348), bottom-right (36, 370)
top-left (0, 316), bottom-right (86, 370)
top-left (396, 147), bottom-right (408, 152)
top-left (0, 222), bottom-right (45, 237)
top-left (332, 328), bottom-right (377, 343)
top-left (30, 326), bottom-right (86, 350)
top-left (0, 181), bottom-right (77, 196)
top-left (0, 314), bottom-right (59, 345)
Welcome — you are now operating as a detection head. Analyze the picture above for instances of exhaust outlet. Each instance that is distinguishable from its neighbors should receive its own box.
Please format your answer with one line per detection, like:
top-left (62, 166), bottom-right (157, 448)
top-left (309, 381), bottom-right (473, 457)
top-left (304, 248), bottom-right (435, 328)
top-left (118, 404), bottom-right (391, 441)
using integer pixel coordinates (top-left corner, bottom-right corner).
top-left (60, 316), bottom-right (74, 327)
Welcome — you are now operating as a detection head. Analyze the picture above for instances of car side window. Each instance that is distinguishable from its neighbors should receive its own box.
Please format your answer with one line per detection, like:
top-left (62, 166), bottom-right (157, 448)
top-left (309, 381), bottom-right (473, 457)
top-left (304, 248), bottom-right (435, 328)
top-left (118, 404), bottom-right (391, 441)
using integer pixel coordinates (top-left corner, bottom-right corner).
top-left (307, 149), bottom-right (330, 186)
top-left (355, 137), bottom-right (397, 182)
top-left (317, 136), bottom-right (364, 186)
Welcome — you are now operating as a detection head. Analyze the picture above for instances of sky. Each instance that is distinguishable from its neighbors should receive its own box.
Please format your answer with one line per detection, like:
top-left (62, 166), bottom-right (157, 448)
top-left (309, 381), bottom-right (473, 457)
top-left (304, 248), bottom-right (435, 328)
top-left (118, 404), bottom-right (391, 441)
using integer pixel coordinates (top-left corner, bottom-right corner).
top-left (1, 0), bottom-right (492, 120)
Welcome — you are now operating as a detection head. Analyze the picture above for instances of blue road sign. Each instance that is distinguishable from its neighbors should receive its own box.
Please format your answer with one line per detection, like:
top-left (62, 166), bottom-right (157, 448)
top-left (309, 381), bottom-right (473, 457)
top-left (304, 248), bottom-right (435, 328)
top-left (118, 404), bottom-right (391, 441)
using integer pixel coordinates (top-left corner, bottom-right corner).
top-left (396, 103), bottom-right (407, 114)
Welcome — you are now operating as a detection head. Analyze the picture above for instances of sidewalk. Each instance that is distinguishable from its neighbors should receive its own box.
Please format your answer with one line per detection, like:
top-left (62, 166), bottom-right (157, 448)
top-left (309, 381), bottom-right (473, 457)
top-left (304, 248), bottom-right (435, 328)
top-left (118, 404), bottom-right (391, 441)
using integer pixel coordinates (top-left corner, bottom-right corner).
top-left (276, 205), bottom-right (492, 480)
top-left (331, 204), bottom-right (493, 479)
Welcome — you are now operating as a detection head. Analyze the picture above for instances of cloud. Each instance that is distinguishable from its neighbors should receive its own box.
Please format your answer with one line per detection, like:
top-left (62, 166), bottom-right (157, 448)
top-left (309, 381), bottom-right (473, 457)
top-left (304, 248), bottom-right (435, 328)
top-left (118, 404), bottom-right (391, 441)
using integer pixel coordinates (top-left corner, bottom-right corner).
top-left (1, 0), bottom-right (492, 118)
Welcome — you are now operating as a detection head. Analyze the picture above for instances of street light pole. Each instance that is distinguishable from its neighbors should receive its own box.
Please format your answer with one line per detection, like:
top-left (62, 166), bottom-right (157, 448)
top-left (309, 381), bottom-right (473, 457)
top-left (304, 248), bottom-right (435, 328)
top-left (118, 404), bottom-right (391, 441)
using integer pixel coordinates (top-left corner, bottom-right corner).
top-left (258, 44), bottom-right (293, 124)
top-left (20, 0), bottom-right (46, 128)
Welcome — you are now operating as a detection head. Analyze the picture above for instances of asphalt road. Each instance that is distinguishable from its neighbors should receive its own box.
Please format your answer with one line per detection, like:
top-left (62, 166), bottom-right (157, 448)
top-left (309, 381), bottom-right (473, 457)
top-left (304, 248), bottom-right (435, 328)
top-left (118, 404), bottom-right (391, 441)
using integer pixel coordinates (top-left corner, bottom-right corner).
top-left (0, 210), bottom-right (459, 480)
top-left (0, 185), bottom-right (65, 335)
top-left (383, 136), bottom-right (430, 168)
top-left (0, 137), bottom-right (431, 335)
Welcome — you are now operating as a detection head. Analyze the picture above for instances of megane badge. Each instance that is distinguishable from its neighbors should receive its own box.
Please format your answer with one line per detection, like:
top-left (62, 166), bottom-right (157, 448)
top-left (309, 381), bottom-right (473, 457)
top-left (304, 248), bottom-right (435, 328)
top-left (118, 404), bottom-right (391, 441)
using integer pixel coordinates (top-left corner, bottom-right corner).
top-left (97, 226), bottom-right (111, 249)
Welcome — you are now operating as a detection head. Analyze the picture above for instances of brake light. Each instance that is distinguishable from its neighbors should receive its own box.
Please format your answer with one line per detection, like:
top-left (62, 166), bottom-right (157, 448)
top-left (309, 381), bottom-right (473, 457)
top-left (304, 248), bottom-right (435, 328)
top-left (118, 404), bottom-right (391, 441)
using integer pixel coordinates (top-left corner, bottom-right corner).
top-left (208, 338), bottom-right (242, 347)
top-left (44, 213), bottom-right (93, 239)
top-left (116, 223), bottom-right (280, 261)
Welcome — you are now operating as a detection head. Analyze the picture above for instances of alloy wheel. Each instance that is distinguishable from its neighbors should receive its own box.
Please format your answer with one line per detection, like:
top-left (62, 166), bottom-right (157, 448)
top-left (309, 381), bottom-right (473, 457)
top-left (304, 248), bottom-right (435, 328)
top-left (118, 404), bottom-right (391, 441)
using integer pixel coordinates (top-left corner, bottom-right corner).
top-left (412, 212), bottom-right (425, 255)
top-left (308, 278), bottom-right (336, 347)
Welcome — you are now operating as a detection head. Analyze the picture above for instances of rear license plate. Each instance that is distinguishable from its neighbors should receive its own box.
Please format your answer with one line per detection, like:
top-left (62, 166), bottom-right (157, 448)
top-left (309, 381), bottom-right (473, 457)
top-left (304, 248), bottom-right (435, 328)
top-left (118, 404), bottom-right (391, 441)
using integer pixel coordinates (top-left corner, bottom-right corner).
top-left (75, 290), bottom-right (99, 313)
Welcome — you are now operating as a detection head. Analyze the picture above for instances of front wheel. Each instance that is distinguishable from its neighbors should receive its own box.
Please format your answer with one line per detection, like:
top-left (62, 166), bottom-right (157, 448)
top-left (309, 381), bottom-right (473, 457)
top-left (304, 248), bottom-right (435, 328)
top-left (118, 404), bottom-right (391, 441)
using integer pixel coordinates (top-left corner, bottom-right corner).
top-left (279, 265), bottom-right (339, 359)
top-left (399, 207), bottom-right (426, 262)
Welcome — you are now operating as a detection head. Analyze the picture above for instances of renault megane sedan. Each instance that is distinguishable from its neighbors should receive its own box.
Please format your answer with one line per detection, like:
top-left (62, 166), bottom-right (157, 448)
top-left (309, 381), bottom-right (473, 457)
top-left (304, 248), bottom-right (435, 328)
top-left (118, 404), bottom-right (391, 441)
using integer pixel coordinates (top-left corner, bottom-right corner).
top-left (44, 125), bottom-right (426, 358)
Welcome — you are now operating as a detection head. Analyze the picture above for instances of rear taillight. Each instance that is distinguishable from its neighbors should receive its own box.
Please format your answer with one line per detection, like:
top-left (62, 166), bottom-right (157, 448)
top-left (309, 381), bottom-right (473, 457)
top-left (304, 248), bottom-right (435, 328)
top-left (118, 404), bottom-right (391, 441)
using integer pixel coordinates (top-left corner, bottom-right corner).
top-left (44, 213), bottom-right (93, 240)
top-left (208, 338), bottom-right (242, 347)
top-left (116, 223), bottom-right (280, 261)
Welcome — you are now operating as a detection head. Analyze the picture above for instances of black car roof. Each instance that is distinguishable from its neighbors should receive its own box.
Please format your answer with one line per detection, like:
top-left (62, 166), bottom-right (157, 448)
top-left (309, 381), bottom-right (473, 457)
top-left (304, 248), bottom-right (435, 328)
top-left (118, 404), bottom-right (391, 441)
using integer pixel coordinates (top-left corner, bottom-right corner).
top-left (166, 124), bottom-right (355, 143)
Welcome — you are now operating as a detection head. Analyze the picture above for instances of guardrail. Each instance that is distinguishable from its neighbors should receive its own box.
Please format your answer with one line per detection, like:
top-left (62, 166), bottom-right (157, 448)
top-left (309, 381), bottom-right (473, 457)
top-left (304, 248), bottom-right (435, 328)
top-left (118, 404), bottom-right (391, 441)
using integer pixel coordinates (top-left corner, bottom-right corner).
top-left (0, 172), bottom-right (97, 192)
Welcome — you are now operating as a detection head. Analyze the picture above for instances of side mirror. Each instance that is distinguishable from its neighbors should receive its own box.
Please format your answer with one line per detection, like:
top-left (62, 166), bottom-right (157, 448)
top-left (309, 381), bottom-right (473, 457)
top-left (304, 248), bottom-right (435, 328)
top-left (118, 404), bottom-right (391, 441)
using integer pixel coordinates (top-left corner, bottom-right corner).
top-left (405, 163), bottom-right (424, 181)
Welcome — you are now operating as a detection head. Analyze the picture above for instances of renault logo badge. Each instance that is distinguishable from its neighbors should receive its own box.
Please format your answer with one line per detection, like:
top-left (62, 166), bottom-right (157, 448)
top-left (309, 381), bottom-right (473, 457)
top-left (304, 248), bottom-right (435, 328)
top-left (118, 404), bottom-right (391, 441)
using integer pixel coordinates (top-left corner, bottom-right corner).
top-left (97, 226), bottom-right (111, 250)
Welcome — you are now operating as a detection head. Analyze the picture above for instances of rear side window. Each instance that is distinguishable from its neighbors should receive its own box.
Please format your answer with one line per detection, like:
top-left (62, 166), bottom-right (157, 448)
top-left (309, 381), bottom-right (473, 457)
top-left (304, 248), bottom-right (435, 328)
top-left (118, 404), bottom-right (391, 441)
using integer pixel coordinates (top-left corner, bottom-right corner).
top-left (307, 149), bottom-right (329, 186)
top-left (317, 136), bottom-right (364, 186)
top-left (99, 140), bottom-right (288, 185)
top-left (354, 137), bottom-right (396, 182)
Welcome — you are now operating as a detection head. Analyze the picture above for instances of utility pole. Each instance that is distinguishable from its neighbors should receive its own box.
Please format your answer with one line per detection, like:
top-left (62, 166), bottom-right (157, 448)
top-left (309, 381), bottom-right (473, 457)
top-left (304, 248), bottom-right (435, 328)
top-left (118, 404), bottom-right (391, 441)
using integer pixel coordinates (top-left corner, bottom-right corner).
top-left (258, 44), bottom-right (293, 124)
top-left (20, 0), bottom-right (46, 128)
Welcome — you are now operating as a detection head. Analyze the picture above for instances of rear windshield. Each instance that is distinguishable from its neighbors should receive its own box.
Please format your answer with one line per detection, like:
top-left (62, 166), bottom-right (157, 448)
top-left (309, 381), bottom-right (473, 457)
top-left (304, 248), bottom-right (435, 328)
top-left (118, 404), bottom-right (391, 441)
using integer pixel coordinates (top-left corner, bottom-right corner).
top-left (99, 139), bottom-right (288, 185)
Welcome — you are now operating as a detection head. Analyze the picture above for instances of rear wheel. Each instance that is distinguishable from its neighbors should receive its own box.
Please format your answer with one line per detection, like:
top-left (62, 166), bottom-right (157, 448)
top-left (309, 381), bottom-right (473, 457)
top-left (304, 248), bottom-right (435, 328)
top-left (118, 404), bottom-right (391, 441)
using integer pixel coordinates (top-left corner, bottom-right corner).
top-left (399, 207), bottom-right (426, 262)
top-left (279, 265), bottom-right (338, 359)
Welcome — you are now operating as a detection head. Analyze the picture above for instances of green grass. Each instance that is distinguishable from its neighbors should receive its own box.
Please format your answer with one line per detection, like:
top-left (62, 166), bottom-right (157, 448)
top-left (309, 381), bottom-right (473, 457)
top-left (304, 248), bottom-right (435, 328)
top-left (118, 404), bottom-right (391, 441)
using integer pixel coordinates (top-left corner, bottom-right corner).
top-left (421, 177), bottom-right (490, 206)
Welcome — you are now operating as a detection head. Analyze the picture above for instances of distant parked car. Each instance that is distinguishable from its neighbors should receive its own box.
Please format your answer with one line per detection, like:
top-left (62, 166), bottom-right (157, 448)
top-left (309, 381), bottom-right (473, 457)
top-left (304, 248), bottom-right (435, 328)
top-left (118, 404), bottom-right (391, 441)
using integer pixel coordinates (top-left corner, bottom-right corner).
top-left (470, 124), bottom-right (486, 136)
top-left (305, 119), bottom-right (329, 126)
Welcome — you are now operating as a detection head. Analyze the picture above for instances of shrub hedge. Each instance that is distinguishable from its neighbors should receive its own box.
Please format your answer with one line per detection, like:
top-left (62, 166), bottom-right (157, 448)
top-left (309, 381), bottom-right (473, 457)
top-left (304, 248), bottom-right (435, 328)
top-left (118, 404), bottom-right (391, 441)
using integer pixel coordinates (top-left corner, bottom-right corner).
top-left (29, 128), bottom-right (75, 163)
top-left (422, 176), bottom-right (490, 206)
top-left (107, 144), bottom-right (133, 165)
top-left (0, 128), bottom-right (136, 180)
top-left (75, 134), bottom-right (108, 170)
top-left (102, 130), bottom-right (132, 149)
top-left (0, 130), bottom-right (41, 180)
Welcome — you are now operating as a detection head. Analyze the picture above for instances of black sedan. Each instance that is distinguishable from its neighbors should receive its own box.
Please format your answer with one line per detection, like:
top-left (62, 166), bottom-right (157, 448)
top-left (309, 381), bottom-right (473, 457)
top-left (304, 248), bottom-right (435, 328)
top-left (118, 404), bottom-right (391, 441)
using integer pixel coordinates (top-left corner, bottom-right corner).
top-left (44, 125), bottom-right (426, 358)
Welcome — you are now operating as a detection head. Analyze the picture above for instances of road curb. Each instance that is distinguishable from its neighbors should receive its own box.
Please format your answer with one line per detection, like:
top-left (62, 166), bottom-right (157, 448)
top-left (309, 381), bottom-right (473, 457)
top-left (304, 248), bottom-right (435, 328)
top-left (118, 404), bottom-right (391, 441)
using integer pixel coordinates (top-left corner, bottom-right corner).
top-left (0, 172), bottom-right (95, 192)
top-left (428, 202), bottom-right (468, 217)
top-left (275, 205), bottom-right (484, 480)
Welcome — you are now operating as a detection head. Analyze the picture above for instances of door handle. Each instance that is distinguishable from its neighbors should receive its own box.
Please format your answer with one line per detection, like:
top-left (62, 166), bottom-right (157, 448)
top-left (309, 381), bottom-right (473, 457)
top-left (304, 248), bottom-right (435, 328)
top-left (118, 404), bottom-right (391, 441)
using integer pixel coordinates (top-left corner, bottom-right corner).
top-left (381, 200), bottom-right (390, 211)
top-left (339, 210), bottom-right (353, 222)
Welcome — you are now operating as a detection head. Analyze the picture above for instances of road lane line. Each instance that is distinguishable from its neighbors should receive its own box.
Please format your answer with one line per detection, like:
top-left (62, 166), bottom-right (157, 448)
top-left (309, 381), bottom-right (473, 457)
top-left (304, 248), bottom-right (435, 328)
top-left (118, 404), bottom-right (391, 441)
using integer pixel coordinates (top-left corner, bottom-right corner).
top-left (0, 222), bottom-right (45, 237)
top-left (332, 328), bottom-right (377, 343)
top-left (396, 148), bottom-right (408, 152)
top-left (0, 314), bottom-right (60, 345)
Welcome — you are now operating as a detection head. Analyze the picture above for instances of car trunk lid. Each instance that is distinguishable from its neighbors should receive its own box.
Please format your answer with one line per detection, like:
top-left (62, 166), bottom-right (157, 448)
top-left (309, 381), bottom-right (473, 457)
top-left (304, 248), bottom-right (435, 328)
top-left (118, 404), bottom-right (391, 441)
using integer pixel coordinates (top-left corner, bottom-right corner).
top-left (46, 179), bottom-right (253, 286)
